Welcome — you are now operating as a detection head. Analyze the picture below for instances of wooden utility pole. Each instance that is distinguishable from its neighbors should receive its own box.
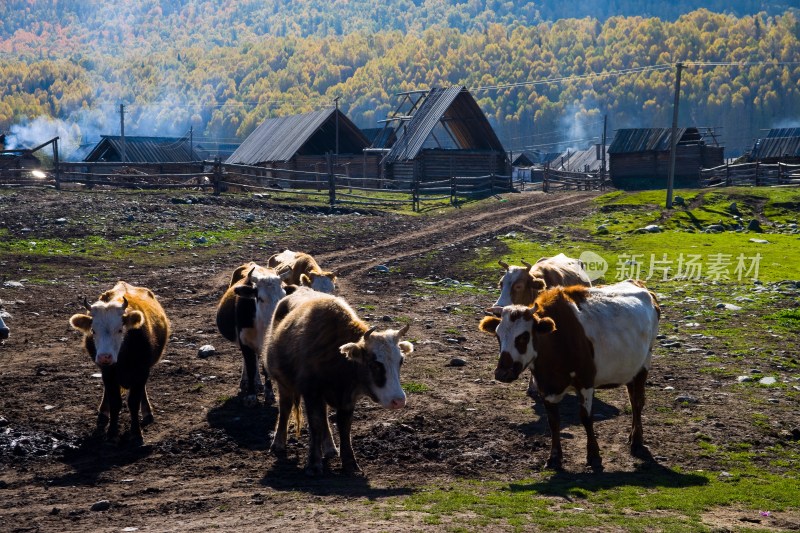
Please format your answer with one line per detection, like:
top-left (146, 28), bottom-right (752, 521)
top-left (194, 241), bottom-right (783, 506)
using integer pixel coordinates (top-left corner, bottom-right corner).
top-left (601, 114), bottom-right (607, 179)
top-left (666, 62), bottom-right (683, 208)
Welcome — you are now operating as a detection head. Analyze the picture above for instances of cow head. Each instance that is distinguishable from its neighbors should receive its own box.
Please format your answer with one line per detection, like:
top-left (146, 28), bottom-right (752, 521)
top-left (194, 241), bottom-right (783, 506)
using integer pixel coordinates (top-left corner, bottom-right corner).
top-left (340, 323), bottom-right (413, 409)
top-left (487, 260), bottom-right (546, 315)
top-left (233, 266), bottom-right (286, 325)
top-left (299, 271), bottom-right (337, 293)
top-left (70, 297), bottom-right (144, 367)
top-left (479, 305), bottom-right (556, 383)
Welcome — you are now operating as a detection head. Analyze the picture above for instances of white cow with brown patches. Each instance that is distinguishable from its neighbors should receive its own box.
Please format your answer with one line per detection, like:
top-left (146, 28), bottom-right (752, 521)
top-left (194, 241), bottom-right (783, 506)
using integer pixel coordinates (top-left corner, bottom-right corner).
top-left (267, 249), bottom-right (337, 293)
top-left (479, 280), bottom-right (660, 472)
top-left (487, 253), bottom-right (592, 399)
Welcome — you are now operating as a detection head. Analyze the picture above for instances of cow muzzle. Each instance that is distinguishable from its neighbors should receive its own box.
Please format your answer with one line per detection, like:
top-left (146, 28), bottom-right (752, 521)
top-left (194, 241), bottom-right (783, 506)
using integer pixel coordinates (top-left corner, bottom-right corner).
top-left (96, 353), bottom-right (114, 367)
top-left (387, 397), bottom-right (406, 410)
top-left (494, 351), bottom-right (523, 383)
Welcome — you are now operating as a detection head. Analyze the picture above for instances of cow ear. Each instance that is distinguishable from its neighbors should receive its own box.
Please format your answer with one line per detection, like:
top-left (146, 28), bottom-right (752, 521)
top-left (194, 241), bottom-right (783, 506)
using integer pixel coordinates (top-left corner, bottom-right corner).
top-left (69, 314), bottom-right (92, 333)
top-left (299, 273), bottom-right (312, 286)
top-left (534, 316), bottom-right (556, 334)
top-left (398, 341), bottom-right (414, 355)
top-left (529, 277), bottom-right (546, 293)
top-left (123, 310), bottom-right (145, 329)
top-left (340, 342), bottom-right (363, 360)
top-left (478, 315), bottom-right (500, 333)
top-left (284, 284), bottom-right (299, 295)
top-left (233, 284), bottom-right (257, 299)
top-left (324, 271), bottom-right (336, 281)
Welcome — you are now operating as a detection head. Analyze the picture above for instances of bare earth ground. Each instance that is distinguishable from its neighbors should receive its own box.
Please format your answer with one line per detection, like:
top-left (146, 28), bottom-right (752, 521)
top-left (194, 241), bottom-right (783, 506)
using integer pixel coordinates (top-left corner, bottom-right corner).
top-left (0, 188), bottom-right (798, 532)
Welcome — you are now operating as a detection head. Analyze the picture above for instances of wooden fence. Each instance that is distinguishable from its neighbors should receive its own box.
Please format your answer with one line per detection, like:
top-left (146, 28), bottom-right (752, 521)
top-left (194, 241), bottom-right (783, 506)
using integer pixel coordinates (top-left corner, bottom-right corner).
top-left (1, 158), bottom-right (522, 212)
top-left (700, 162), bottom-right (800, 187)
top-left (542, 168), bottom-right (610, 192)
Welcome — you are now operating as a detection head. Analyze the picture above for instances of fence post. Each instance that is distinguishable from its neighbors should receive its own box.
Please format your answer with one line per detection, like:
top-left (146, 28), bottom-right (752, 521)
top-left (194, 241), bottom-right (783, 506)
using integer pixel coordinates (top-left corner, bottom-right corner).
top-left (327, 152), bottom-right (336, 208)
top-left (450, 176), bottom-right (456, 206)
top-left (755, 162), bottom-right (760, 186)
top-left (53, 137), bottom-right (61, 190)
top-left (725, 164), bottom-right (730, 187)
top-left (213, 158), bottom-right (222, 196)
top-left (489, 173), bottom-right (494, 195)
top-left (543, 169), bottom-right (548, 192)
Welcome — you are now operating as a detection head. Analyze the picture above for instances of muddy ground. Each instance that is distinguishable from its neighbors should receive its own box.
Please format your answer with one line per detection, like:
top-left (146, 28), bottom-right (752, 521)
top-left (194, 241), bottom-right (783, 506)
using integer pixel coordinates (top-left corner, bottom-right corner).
top-left (0, 188), bottom-right (798, 532)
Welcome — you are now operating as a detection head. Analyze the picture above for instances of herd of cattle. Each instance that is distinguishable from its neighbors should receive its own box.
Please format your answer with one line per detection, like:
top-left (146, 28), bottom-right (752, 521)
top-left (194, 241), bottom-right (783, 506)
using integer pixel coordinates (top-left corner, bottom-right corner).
top-left (63, 250), bottom-right (660, 475)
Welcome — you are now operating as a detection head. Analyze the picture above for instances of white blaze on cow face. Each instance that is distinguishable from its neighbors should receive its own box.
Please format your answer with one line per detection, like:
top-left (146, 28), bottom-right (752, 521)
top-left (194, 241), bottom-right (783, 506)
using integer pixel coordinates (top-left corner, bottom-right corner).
top-left (340, 326), bottom-right (413, 409)
top-left (234, 269), bottom-right (286, 345)
top-left (484, 305), bottom-right (556, 383)
top-left (69, 299), bottom-right (144, 367)
top-left (301, 272), bottom-right (336, 294)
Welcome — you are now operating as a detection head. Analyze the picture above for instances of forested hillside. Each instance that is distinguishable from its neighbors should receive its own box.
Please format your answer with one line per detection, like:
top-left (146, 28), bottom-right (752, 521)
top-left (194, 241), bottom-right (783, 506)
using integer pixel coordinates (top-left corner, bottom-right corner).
top-left (0, 1), bottom-right (798, 158)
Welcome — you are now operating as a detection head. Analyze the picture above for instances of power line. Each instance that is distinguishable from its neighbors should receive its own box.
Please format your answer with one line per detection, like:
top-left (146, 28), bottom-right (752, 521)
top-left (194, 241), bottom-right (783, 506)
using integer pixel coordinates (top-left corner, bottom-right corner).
top-left (471, 64), bottom-right (673, 92)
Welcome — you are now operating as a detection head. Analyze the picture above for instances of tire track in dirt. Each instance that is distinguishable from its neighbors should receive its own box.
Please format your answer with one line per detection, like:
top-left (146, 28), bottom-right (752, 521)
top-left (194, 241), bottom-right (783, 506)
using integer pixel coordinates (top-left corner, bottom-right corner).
top-left (320, 193), bottom-right (596, 274)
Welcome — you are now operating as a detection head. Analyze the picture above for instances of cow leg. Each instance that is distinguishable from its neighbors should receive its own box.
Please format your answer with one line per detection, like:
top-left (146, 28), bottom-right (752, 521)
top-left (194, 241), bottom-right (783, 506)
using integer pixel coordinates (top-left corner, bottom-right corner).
top-left (543, 400), bottom-right (563, 470)
top-left (270, 385), bottom-right (294, 456)
top-left (322, 412), bottom-right (339, 460)
top-left (578, 387), bottom-right (602, 472)
top-left (140, 385), bottom-right (154, 427)
top-left (626, 368), bottom-right (650, 459)
top-left (126, 385), bottom-right (145, 446)
top-left (239, 345), bottom-right (260, 407)
top-left (526, 372), bottom-right (540, 401)
top-left (260, 362), bottom-right (275, 406)
top-left (101, 372), bottom-right (122, 442)
top-left (303, 395), bottom-right (327, 476)
top-left (336, 407), bottom-right (360, 475)
top-left (95, 387), bottom-right (111, 436)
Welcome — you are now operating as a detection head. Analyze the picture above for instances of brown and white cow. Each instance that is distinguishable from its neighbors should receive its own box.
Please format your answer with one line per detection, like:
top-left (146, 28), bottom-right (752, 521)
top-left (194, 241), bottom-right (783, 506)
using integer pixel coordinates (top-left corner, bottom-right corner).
top-left (488, 253), bottom-right (593, 398)
top-left (69, 281), bottom-right (170, 445)
top-left (0, 313), bottom-right (8, 340)
top-left (489, 253), bottom-right (592, 314)
top-left (216, 262), bottom-right (286, 406)
top-left (267, 249), bottom-right (337, 293)
top-left (266, 291), bottom-right (412, 476)
top-left (479, 280), bottom-right (660, 472)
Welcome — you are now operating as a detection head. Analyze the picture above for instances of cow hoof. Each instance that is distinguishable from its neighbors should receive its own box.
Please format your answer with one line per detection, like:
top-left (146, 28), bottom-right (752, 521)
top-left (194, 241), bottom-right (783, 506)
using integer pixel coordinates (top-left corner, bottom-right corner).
top-left (129, 433), bottom-right (145, 448)
top-left (105, 431), bottom-right (120, 445)
top-left (269, 442), bottom-right (287, 457)
top-left (588, 457), bottom-right (604, 473)
top-left (545, 457), bottom-right (563, 471)
top-left (141, 414), bottom-right (154, 427)
top-left (342, 461), bottom-right (363, 476)
top-left (322, 446), bottom-right (339, 460)
top-left (264, 389), bottom-right (276, 406)
top-left (631, 443), bottom-right (652, 460)
top-left (96, 413), bottom-right (110, 429)
top-left (304, 463), bottom-right (323, 477)
top-left (241, 394), bottom-right (258, 408)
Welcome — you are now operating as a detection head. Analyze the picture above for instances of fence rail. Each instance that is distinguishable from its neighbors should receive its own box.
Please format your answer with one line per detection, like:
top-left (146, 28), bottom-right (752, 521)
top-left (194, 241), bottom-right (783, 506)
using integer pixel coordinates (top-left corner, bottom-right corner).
top-left (542, 168), bottom-right (610, 192)
top-left (2, 158), bottom-right (526, 211)
top-left (700, 162), bottom-right (800, 187)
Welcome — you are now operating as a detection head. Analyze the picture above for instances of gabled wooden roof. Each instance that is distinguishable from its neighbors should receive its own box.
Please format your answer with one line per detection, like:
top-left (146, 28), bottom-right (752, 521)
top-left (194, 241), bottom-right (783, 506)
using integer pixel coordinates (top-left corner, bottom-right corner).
top-left (383, 86), bottom-right (505, 163)
top-left (83, 135), bottom-right (200, 163)
top-left (608, 128), bottom-right (702, 154)
top-left (751, 128), bottom-right (800, 160)
top-left (226, 108), bottom-right (369, 165)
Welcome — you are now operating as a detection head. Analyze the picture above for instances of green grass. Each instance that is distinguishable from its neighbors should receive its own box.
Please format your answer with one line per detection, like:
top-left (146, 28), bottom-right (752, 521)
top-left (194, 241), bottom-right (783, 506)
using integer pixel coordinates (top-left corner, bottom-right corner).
top-left (396, 466), bottom-right (799, 531)
top-left (402, 382), bottom-right (430, 394)
top-left (765, 308), bottom-right (800, 330)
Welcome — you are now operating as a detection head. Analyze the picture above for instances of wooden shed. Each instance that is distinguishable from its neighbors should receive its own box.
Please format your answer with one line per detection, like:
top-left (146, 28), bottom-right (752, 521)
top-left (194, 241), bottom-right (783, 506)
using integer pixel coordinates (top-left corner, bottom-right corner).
top-left (749, 128), bottom-right (800, 164)
top-left (380, 86), bottom-right (508, 182)
top-left (226, 108), bottom-right (380, 182)
top-left (608, 128), bottom-right (723, 189)
top-left (84, 135), bottom-right (201, 163)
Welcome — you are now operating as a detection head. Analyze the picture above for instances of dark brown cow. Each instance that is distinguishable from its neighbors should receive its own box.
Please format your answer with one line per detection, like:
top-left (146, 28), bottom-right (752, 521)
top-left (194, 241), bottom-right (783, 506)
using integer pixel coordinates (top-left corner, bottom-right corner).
top-left (69, 281), bottom-right (170, 445)
top-left (267, 249), bottom-right (336, 293)
top-left (216, 262), bottom-right (285, 406)
top-left (479, 280), bottom-right (660, 472)
top-left (266, 291), bottom-right (412, 476)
